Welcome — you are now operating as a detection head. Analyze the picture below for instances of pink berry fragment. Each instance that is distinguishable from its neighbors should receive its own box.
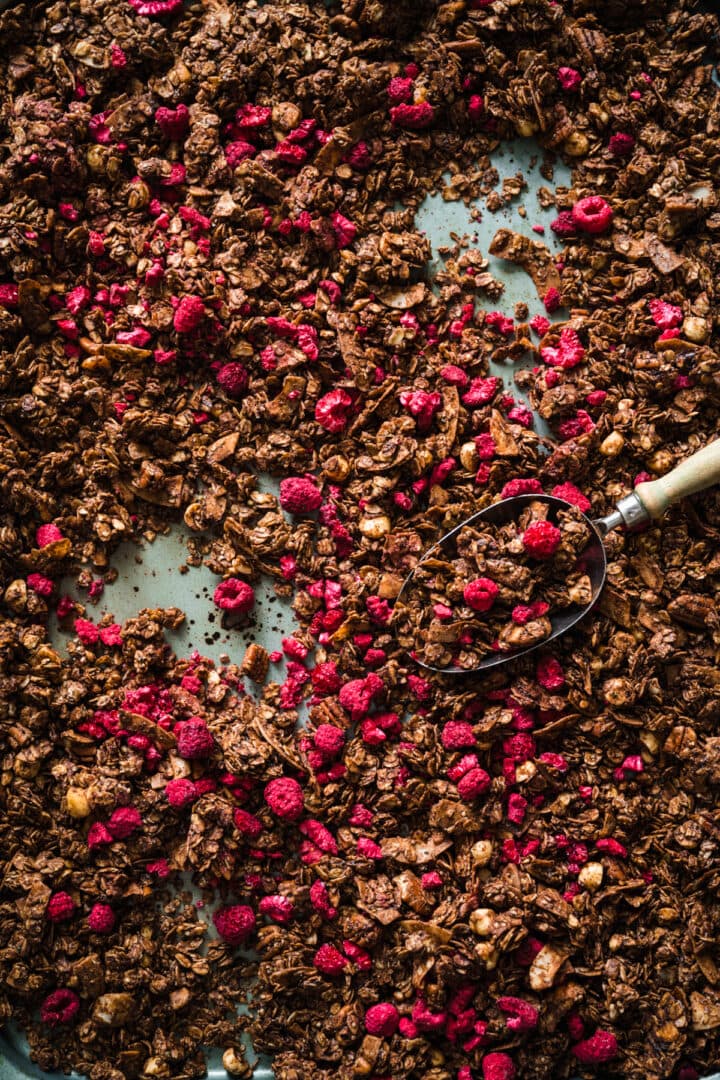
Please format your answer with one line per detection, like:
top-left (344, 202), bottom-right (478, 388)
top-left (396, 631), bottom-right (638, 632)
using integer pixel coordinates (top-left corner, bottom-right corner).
top-left (213, 904), bottom-right (256, 945)
top-left (40, 988), bottom-right (80, 1027)
top-left (313, 943), bottom-right (348, 975)
top-left (264, 777), bottom-right (304, 820)
top-left (213, 578), bottom-right (255, 614)
top-left (88, 903), bottom-right (116, 933)
top-left (522, 520), bottom-right (561, 558)
top-left (279, 476), bottom-right (323, 514)
top-left (365, 1002), bottom-right (399, 1037)
top-left (46, 892), bottom-right (76, 922)
top-left (572, 1029), bottom-right (619, 1065)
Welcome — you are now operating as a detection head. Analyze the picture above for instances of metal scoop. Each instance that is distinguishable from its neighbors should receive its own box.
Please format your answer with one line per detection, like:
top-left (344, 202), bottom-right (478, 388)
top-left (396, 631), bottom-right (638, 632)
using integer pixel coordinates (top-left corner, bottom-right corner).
top-left (398, 439), bottom-right (720, 674)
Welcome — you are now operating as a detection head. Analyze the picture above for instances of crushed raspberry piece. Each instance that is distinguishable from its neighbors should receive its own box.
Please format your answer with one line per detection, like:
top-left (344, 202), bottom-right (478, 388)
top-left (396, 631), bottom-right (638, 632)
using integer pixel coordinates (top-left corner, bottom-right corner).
top-left (421, 871), bottom-right (443, 889)
top-left (27, 572), bottom-right (53, 597)
top-left (399, 1018), bottom-right (419, 1039)
top-left (233, 808), bottom-right (264, 839)
top-left (339, 673), bottom-right (384, 720)
top-left (572, 1029), bottom-right (618, 1065)
top-left (331, 211), bottom-right (357, 249)
top-left (74, 619), bottom-right (99, 645)
top-left (313, 943), bottom-right (348, 976)
top-left (441, 365), bottom-right (469, 387)
top-left (399, 389), bottom-right (442, 431)
top-left (357, 836), bottom-right (383, 860)
top-left (87, 822), bottom-right (114, 849)
top-left (572, 195), bottom-right (613, 234)
top-left (213, 578), bottom-right (255, 613)
top-left (99, 624), bottom-right (123, 647)
top-left (510, 601), bottom-right (549, 625)
top-left (235, 103), bottom-right (271, 129)
top-left (279, 476), bottom-right (323, 514)
top-left (586, 388), bottom-right (608, 406)
top-left (390, 102), bottom-right (435, 129)
top-left (343, 939), bottom-right (372, 970)
top-left (482, 1052), bottom-right (515, 1080)
top-left (0, 283), bottom-right (19, 307)
top-left (457, 767), bottom-right (491, 801)
top-left (412, 998), bottom-right (447, 1032)
top-left (225, 140), bottom-right (256, 167)
top-left (88, 903), bottom-right (116, 933)
top-left (507, 405), bottom-right (533, 428)
top-left (441, 721), bottom-right (476, 750)
top-left (213, 904), bottom-right (256, 945)
top-left (468, 93), bottom-right (485, 120)
top-left (529, 314), bottom-right (551, 336)
top-left (36, 523), bottom-right (64, 547)
top-left (107, 806), bottom-right (142, 839)
top-left (264, 777), bottom-right (304, 820)
top-left (146, 858), bottom-right (170, 878)
top-left (311, 661), bottom-right (342, 696)
top-left (507, 793), bottom-right (528, 824)
top-left (300, 819), bottom-right (338, 855)
top-left (40, 988), bottom-right (80, 1027)
top-left (536, 655), bottom-right (565, 690)
top-left (557, 66), bottom-right (582, 91)
top-left (522, 520), bottom-right (561, 558)
top-left (500, 477), bottom-right (543, 498)
top-left (109, 43), bottom-right (127, 67)
top-left (173, 295), bottom-right (205, 333)
top-left (648, 298), bottom-right (682, 329)
top-left (176, 718), bottom-right (214, 759)
top-left (47, 892), bottom-right (76, 922)
top-left (309, 879), bottom-right (337, 919)
top-left (543, 286), bottom-right (562, 313)
top-left (596, 837), bottom-right (627, 857)
top-left (365, 1002), bottom-right (400, 1037)
top-left (541, 327), bottom-right (585, 369)
top-left (485, 311), bottom-right (515, 336)
top-left (463, 577), bottom-right (499, 612)
top-left (498, 996), bottom-right (538, 1032)
top-left (258, 895), bottom-right (294, 924)
top-left (165, 778), bottom-right (197, 808)
top-left (550, 211), bottom-right (576, 238)
top-left (345, 141), bottom-right (373, 169)
top-left (539, 752), bottom-right (568, 771)
top-left (462, 376), bottom-right (500, 407)
top-left (65, 285), bottom-right (91, 315)
top-left (128, 0), bottom-right (183, 14)
top-left (155, 104), bottom-right (189, 140)
top-left (550, 482), bottom-right (591, 512)
top-left (609, 132), bottom-right (635, 157)
top-left (387, 76), bottom-right (414, 103)
top-left (315, 388), bottom-right (353, 432)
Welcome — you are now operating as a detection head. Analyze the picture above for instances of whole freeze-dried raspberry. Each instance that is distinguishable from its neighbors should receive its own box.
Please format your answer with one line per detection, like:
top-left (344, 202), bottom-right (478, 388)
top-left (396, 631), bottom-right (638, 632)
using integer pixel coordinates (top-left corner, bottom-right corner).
top-left (36, 524), bottom-right (64, 547)
top-left (309, 879), bottom-right (337, 920)
top-left (225, 140), bottom-right (256, 167)
top-left (313, 724), bottom-right (345, 756)
top-left (543, 286), bottom-right (561, 313)
top-left (500, 477), bottom-right (543, 498)
top-left (311, 661), bottom-right (342, 696)
top-left (213, 578), bottom-right (255, 613)
top-left (313, 943), bottom-right (348, 976)
top-left (27, 573), bottom-right (54, 597)
top-left (522, 520), bottom-right (561, 558)
top-left (390, 102), bottom-right (435, 129)
top-left (441, 721), bottom-right (476, 749)
top-left (258, 895), bottom-right (294, 924)
top-left (457, 767), bottom-right (491, 801)
top-left (264, 777), bottom-right (304, 820)
top-left (357, 836), bottom-right (383, 859)
top-left (216, 362), bottom-right (249, 398)
top-left (551, 482), bottom-right (591, 512)
top-left (165, 778), bottom-right (197, 808)
top-left (176, 718), bottom-right (214, 759)
top-left (128, 0), bottom-right (183, 14)
top-left (315, 388), bottom-right (353, 432)
top-left (572, 196), bottom-right (613, 234)
top-left (541, 327), bottom-right (585, 369)
top-left (482, 1051), bottom-right (515, 1080)
top-left (47, 892), bottom-right (76, 922)
top-left (87, 822), bottom-right (114, 849)
top-left (40, 988), bottom-right (80, 1027)
top-left (173, 295), bottom-right (205, 333)
top-left (155, 104), bottom-right (189, 140)
top-left (648, 298), bottom-right (682, 329)
top-left (536, 655), bottom-right (565, 690)
top-left (572, 1029), bottom-right (618, 1064)
top-left (107, 806), bottom-right (142, 839)
top-left (529, 314), bottom-right (551, 336)
top-left (339, 673), bottom-right (384, 720)
top-left (365, 1002), bottom-right (400, 1036)
top-left (88, 903), bottom-right (116, 933)
top-left (213, 904), bottom-right (256, 945)
top-left (609, 132), bottom-right (635, 157)
top-left (387, 76), bottom-right (414, 103)
top-left (279, 476), bottom-right (323, 514)
top-left (557, 66), bottom-right (582, 91)
top-left (463, 577), bottom-right (499, 612)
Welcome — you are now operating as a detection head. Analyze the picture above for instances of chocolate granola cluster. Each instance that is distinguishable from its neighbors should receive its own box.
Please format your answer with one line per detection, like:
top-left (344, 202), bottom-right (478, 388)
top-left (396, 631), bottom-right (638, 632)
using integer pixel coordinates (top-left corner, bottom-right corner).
top-left (1, 1), bottom-right (720, 1079)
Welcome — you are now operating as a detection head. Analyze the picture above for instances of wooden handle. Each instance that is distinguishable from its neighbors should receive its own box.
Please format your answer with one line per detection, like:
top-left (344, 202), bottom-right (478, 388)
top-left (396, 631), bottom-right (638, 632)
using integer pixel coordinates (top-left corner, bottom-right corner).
top-left (634, 440), bottom-right (720, 519)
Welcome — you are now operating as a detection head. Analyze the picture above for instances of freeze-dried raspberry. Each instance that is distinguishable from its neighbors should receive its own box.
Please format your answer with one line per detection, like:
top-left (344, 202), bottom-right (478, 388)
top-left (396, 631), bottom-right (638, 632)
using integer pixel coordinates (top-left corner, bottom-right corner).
top-left (441, 721), bottom-right (476, 750)
top-left (279, 476), bottom-right (323, 513)
top-left (551, 482), bottom-right (591, 512)
top-left (482, 1051), bottom-right (516, 1080)
top-left (258, 895), bottom-right (294, 924)
top-left (107, 806), bottom-right (142, 839)
top-left (27, 573), bottom-right (53, 597)
top-left (596, 837), bottom-right (627, 857)
top-left (216, 362), bottom-right (249, 398)
top-left (165, 778), bottom-right (197, 808)
top-left (457, 767), bottom-right (491, 801)
top-left (536, 655), bottom-right (565, 690)
top-left (541, 327), bottom-right (585, 369)
top-left (339, 673), bottom-right (384, 720)
top-left (543, 286), bottom-right (561, 313)
top-left (485, 311), bottom-right (514, 336)
top-left (507, 405), bottom-right (533, 428)
top-left (522, 520), bottom-right (561, 558)
top-left (507, 793), bottom-right (527, 824)
top-left (539, 752), bottom-right (568, 771)
top-left (115, 327), bottom-right (151, 348)
top-left (345, 141), bottom-right (372, 169)
top-left (399, 1018), bottom-right (419, 1038)
top-left (365, 1002), bottom-right (400, 1037)
top-left (648, 298), bottom-right (682, 329)
top-left (315, 388), bottom-right (353, 432)
top-left (264, 777), bottom-right (304, 820)
top-left (47, 892), bottom-right (75, 922)
top-left (99, 624), bottom-right (123, 647)
top-left (36, 524), bottom-right (64, 547)
top-left (0, 283), bottom-right (19, 307)
top-left (572, 196), bottom-right (613, 234)
top-left (529, 314), bottom-right (551, 336)
top-left (400, 389), bottom-right (442, 431)
top-left (572, 1030), bottom-right (618, 1065)
top-left (357, 836), bottom-right (383, 859)
top-left (331, 211), bottom-right (356, 249)
top-left (213, 904), bottom-right (256, 945)
top-left (609, 131), bottom-right (635, 157)
top-left (387, 76), bottom-right (414, 103)
top-left (311, 661), bottom-right (341, 696)
top-left (500, 477), bottom-right (543, 498)
top-left (498, 996), bottom-right (539, 1032)
top-left (421, 871), bottom-right (444, 890)
top-left (300, 819), bottom-right (338, 855)
top-left (40, 989), bottom-right (80, 1027)
top-left (313, 724), bottom-right (345, 756)
top-left (468, 94), bottom-right (485, 120)
top-left (309, 879), bottom-right (337, 920)
top-left (213, 578), bottom-right (255, 613)
top-left (463, 577), bottom-right (499, 612)
top-left (88, 903), bottom-right (116, 933)
top-left (441, 365), bottom-right (469, 387)
top-left (412, 998), bottom-right (447, 1032)
top-left (343, 940), bottom-right (372, 970)
top-left (173, 295), bottom-right (205, 333)
top-left (65, 286), bottom-right (91, 314)
top-left (146, 859), bottom-right (170, 878)
top-left (87, 822), bottom-right (113, 849)
top-left (225, 140), bottom-right (256, 167)
top-left (462, 376), bottom-right (500, 407)
top-left (557, 66), bottom-right (582, 91)
top-left (155, 104), bottom-right (189, 140)
top-left (235, 103), bottom-right (272, 129)
top-left (550, 211), bottom-right (576, 238)
top-left (390, 102), bottom-right (435, 129)
top-left (313, 943), bottom-right (348, 976)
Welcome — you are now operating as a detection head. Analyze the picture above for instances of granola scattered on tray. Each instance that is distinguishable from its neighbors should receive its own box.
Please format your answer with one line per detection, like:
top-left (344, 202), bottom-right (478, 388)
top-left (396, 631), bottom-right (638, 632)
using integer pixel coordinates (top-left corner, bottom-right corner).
top-left (1, 1), bottom-right (720, 1079)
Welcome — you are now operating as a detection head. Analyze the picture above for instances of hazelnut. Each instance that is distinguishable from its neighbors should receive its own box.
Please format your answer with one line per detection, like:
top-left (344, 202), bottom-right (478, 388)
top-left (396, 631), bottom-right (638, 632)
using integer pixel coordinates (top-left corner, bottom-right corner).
top-left (459, 441), bottom-right (479, 471)
top-left (4, 579), bottom-right (27, 613)
top-left (322, 455), bottom-right (351, 483)
top-left (359, 511), bottom-right (391, 539)
top-left (469, 908), bottom-right (494, 936)
top-left (222, 1047), bottom-right (250, 1077)
top-left (600, 431), bottom-right (625, 456)
top-left (65, 787), bottom-right (91, 819)
top-left (578, 862), bottom-right (604, 892)
top-left (564, 131), bottom-right (589, 156)
top-left (515, 760), bottom-right (537, 783)
top-left (470, 839), bottom-right (493, 866)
